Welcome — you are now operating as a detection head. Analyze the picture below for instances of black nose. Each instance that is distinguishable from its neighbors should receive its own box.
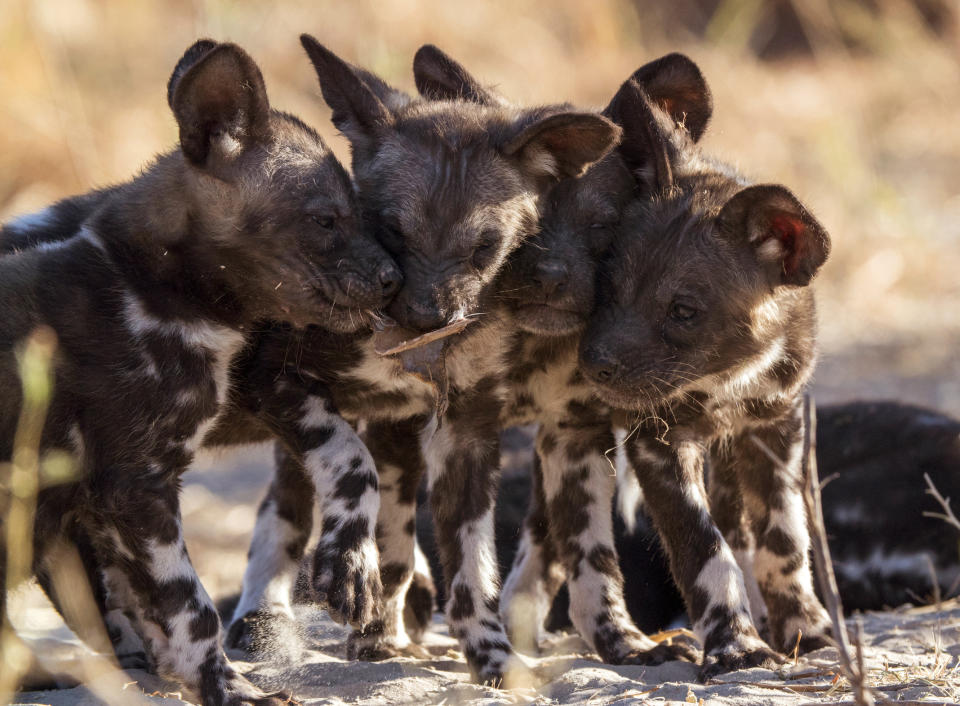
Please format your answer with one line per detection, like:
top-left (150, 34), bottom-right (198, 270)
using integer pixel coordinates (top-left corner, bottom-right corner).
top-left (533, 259), bottom-right (568, 297)
top-left (378, 265), bottom-right (402, 298)
top-left (581, 345), bottom-right (619, 385)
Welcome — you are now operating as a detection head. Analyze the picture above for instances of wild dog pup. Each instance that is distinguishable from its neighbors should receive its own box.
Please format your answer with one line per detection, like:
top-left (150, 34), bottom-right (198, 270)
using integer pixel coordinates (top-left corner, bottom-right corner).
top-left (0, 40), bottom-right (395, 704)
top-left (578, 88), bottom-right (833, 677)
top-left (229, 37), bottom-right (620, 684)
top-left (3, 39), bottom-right (404, 670)
top-left (410, 49), bottom-right (711, 665)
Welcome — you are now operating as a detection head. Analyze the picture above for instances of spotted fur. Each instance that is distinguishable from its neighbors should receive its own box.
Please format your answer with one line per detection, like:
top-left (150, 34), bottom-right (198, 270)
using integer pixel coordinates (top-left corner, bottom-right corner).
top-left (411, 49), bottom-right (712, 666)
top-left (0, 40), bottom-right (401, 704)
top-left (234, 49), bottom-right (717, 673)
top-left (231, 39), bottom-right (619, 685)
top-left (579, 77), bottom-right (833, 678)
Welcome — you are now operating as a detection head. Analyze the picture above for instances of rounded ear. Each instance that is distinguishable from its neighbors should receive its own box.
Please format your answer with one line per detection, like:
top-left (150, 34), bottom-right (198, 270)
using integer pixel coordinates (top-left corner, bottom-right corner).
top-left (717, 184), bottom-right (831, 287)
top-left (605, 79), bottom-right (673, 193)
top-left (503, 112), bottom-right (621, 181)
top-left (170, 43), bottom-right (271, 175)
top-left (299, 35), bottom-right (395, 147)
top-left (628, 53), bottom-right (712, 142)
top-left (166, 39), bottom-right (219, 108)
top-left (413, 44), bottom-right (503, 106)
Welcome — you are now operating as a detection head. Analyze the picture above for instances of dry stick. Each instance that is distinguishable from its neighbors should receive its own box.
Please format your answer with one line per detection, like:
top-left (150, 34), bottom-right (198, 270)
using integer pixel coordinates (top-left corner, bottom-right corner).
top-left (801, 394), bottom-right (876, 706)
top-left (923, 472), bottom-right (960, 533)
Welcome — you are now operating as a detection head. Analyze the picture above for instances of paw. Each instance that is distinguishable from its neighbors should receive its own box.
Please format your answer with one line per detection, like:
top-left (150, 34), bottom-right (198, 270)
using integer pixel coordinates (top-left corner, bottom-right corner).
top-left (796, 631), bottom-right (833, 654)
top-left (346, 621), bottom-right (400, 661)
top-left (777, 616), bottom-right (833, 654)
top-left (116, 650), bottom-right (152, 672)
top-left (473, 653), bottom-right (538, 690)
top-left (620, 635), bottom-right (702, 666)
top-left (699, 643), bottom-right (785, 681)
top-left (313, 538), bottom-right (383, 629)
top-left (225, 610), bottom-right (304, 662)
top-left (205, 667), bottom-right (297, 706)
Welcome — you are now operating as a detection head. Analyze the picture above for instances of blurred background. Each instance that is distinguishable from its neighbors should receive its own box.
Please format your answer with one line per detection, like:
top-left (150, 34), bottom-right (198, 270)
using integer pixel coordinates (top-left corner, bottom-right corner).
top-left (2, 0), bottom-right (959, 604)
top-left (2, 0), bottom-right (959, 417)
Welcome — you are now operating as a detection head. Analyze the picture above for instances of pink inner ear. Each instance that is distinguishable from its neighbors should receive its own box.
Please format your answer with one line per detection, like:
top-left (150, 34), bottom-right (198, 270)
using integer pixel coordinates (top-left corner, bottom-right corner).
top-left (770, 213), bottom-right (806, 277)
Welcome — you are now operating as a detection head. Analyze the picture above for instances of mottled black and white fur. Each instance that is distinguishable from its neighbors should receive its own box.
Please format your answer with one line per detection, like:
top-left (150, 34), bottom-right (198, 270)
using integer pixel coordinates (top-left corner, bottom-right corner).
top-left (488, 399), bottom-right (960, 634)
top-left (0, 40), bottom-right (402, 704)
top-left (578, 83), bottom-right (834, 677)
top-left (235, 48), bottom-right (720, 671)
top-left (416, 50), bottom-right (715, 665)
top-left (226, 37), bottom-right (620, 685)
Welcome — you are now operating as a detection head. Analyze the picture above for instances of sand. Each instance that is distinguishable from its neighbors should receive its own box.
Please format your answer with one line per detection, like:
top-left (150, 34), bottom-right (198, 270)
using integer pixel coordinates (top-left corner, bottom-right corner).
top-left (11, 585), bottom-right (960, 705)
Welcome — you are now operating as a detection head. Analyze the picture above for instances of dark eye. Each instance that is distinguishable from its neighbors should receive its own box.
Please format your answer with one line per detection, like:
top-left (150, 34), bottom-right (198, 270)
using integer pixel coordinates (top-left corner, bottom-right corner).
top-left (471, 237), bottom-right (498, 269)
top-left (378, 222), bottom-right (405, 253)
top-left (588, 221), bottom-right (617, 253)
top-left (311, 214), bottom-right (336, 230)
top-left (669, 302), bottom-right (698, 321)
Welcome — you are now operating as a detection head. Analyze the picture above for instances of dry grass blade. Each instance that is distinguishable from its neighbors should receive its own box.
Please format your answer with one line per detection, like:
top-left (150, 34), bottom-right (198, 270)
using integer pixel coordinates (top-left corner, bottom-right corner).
top-left (923, 472), bottom-right (960, 533)
top-left (374, 317), bottom-right (477, 356)
top-left (1, 326), bottom-right (58, 703)
top-left (0, 328), bottom-right (152, 705)
top-left (649, 627), bottom-right (698, 644)
top-left (801, 394), bottom-right (876, 706)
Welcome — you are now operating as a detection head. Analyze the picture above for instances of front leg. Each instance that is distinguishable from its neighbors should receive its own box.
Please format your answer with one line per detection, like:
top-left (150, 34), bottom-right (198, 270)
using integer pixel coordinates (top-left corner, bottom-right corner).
top-left (86, 478), bottom-right (286, 705)
top-left (424, 382), bottom-right (523, 686)
top-left (707, 451), bottom-right (770, 641)
top-left (227, 445), bottom-right (314, 658)
top-left (628, 434), bottom-right (781, 680)
top-left (347, 417), bottom-right (428, 660)
top-left (725, 406), bottom-right (831, 654)
top-left (258, 381), bottom-right (382, 630)
top-left (538, 421), bottom-right (699, 666)
top-left (500, 453), bottom-right (567, 654)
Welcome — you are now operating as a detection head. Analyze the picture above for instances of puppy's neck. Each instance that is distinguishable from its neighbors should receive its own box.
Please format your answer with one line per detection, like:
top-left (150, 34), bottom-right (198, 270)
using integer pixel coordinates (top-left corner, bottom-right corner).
top-left (89, 151), bottom-right (250, 330)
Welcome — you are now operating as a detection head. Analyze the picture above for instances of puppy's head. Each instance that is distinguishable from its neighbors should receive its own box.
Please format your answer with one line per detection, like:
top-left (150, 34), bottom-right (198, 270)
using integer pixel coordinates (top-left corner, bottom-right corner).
top-left (412, 49), bottom-right (714, 338)
top-left (167, 40), bottom-right (401, 332)
top-left (300, 36), bottom-right (620, 333)
top-left (578, 105), bottom-right (830, 410)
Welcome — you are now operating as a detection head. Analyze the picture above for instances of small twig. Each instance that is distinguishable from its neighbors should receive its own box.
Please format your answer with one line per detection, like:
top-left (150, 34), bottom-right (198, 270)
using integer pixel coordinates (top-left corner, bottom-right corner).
top-left (923, 472), bottom-right (960, 533)
top-left (782, 668), bottom-right (841, 681)
top-left (802, 394), bottom-right (876, 706)
top-left (706, 680), bottom-right (839, 693)
top-left (374, 316), bottom-right (477, 355)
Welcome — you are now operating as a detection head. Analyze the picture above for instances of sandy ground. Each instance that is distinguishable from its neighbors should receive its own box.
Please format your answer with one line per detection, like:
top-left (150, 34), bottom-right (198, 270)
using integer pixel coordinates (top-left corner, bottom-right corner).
top-left (11, 584), bottom-right (960, 705)
top-left (8, 444), bottom-right (960, 705)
